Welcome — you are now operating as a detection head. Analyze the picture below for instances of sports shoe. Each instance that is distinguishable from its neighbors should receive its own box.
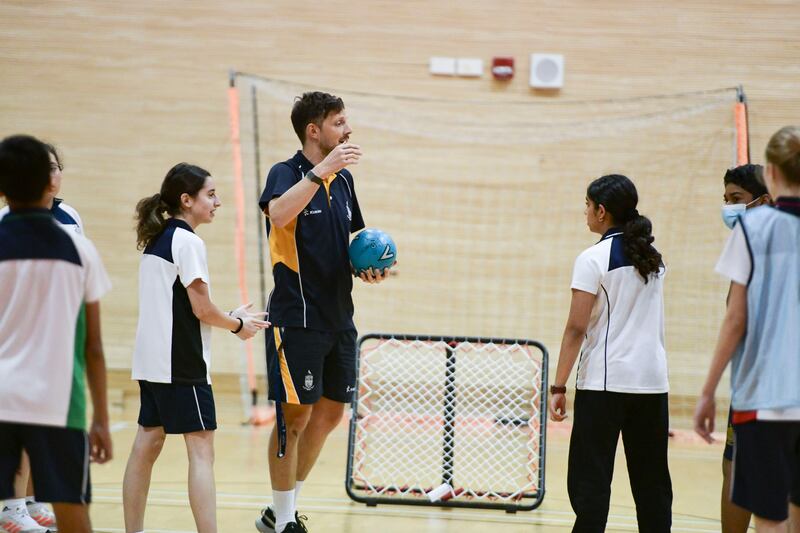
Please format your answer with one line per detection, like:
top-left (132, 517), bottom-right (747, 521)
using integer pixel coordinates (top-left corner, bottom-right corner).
top-left (255, 507), bottom-right (307, 533)
top-left (25, 503), bottom-right (56, 531)
top-left (279, 523), bottom-right (305, 533)
top-left (0, 505), bottom-right (50, 533)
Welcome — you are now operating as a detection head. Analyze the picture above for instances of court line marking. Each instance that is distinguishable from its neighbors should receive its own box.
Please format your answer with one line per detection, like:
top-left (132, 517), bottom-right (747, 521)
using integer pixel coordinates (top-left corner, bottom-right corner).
top-left (92, 486), bottom-right (720, 524)
top-left (91, 496), bottom-right (714, 531)
top-left (90, 493), bottom-right (719, 530)
top-left (95, 529), bottom-right (196, 533)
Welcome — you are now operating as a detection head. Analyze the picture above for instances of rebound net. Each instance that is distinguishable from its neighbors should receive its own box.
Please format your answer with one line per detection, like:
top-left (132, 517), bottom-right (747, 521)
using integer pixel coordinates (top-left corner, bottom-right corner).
top-left (229, 73), bottom-right (745, 426)
top-left (345, 334), bottom-right (548, 511)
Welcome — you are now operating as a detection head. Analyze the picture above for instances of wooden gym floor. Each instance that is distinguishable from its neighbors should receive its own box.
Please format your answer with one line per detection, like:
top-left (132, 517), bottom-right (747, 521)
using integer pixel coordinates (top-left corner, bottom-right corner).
top-left (86, 386), bottom-right (738, 532)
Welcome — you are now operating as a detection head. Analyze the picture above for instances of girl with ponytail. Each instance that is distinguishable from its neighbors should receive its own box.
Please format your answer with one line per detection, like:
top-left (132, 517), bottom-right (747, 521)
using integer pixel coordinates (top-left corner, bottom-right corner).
top-left (549, 174), bottom-right (672, 531)
top-left (125, 163), bottom-right (269, 533)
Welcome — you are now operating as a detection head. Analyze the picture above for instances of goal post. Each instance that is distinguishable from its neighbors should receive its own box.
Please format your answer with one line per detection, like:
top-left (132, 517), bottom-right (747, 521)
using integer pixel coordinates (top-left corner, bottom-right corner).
top-left (345, 334), bottom-right (549, 512)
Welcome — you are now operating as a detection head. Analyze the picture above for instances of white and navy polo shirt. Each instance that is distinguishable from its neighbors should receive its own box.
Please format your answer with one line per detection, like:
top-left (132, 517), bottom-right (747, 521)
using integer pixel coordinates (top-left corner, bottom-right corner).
top-left (571, 228), bottom-right (669, 393)
top-left (132, 218), bottom-right (212, 385)
top-left (259, 151), bottom-right (365, 331)
top-left (0, 198), bottom-right (83, 234)
top-left (0, 208), bottom-right (111, 429)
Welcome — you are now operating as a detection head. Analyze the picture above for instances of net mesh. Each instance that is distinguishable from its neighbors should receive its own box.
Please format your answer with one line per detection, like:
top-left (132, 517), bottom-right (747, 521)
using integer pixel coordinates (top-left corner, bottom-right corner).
top-left (347, 336), bottom-right (546, 508)
top-left (234, 75), bottom-right (739, 426)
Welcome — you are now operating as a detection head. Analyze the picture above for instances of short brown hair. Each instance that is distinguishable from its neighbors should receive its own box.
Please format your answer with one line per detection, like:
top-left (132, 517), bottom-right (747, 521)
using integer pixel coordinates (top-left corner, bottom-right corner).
top-left (291, 92), bottom-right (344, 144)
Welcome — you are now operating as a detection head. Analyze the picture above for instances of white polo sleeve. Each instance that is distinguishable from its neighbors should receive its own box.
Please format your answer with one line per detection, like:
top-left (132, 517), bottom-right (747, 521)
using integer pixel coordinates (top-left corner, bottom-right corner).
top-left (571, 248), bottom-right (603, 295)
top-left (715, 223), bottom-right (751, 286)
top-left (174, 231), bottom-right (210, 288)
top-left (78, 236), bottom-right (112, 303)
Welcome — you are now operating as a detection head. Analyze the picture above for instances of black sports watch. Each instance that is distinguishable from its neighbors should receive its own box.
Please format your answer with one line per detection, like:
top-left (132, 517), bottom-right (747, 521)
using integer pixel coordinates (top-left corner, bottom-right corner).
top-left (304, 170), bottom-right (323, 185)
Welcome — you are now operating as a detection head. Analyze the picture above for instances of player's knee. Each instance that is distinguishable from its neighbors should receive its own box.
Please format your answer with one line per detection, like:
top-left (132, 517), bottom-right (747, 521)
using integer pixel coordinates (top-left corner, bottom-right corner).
top-left (187, 443), bottom-right (214, 465)
top-left (317, 408), bottom-right (344, 433)
top-left (136, 434), bottom-right (165, 462)
top-left (284, 409), bottom-right (312, 436)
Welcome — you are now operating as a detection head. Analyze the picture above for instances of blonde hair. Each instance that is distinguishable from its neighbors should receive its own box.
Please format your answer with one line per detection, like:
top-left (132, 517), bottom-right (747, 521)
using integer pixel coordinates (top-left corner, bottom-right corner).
top-left (765, 126), bottom-right (800, 185)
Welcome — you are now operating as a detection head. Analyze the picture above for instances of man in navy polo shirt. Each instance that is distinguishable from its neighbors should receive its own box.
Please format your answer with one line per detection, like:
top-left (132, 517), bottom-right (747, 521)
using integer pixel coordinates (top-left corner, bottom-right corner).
top-left (255, 92), bottom-right (389, 533)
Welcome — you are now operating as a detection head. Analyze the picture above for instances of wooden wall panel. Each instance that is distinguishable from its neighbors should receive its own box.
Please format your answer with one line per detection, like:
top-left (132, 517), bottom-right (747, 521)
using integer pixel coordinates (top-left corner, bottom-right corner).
top-left (0, 1), bottom-right (797, 394)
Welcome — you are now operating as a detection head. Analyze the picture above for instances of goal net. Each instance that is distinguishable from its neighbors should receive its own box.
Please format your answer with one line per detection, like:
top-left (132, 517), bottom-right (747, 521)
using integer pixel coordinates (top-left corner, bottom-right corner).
top-left (345, 334), bottom-right (548, 511)
top-left (229, 73), bottom-right (742, 428)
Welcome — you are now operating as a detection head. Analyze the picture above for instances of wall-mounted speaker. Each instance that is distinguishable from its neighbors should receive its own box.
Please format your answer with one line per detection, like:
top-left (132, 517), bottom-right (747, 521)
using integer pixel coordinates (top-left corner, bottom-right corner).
top-left (529, 54), bottom-right (564, 89)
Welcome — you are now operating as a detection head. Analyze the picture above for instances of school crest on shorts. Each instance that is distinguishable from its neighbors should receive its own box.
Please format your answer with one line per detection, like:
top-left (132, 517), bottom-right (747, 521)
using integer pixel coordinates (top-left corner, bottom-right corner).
top-left (303, 371), bottom-right (314, 391)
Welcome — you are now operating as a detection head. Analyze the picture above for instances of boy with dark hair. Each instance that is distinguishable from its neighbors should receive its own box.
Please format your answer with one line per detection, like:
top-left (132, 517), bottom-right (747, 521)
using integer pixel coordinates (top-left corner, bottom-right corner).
top-left (718, 163), bottom-right (770, 533)
top-left (696, 126), bottom-right (800, 531)
top-left (721, 163), bottom-right (770, 229)
top-left (0, 134), bottom-right (112, 533)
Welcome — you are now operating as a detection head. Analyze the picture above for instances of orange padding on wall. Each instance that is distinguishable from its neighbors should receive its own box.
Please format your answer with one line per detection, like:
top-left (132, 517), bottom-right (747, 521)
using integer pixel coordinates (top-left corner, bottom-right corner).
top-left (734, 102), bottom-right (748, 166)
top-left (228, 85), bottom-right (257, 394)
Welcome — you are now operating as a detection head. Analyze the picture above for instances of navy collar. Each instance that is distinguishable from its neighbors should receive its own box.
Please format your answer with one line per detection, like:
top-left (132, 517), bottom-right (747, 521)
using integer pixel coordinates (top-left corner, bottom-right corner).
top-left (774, 196), bottom-right (800, 217)
top-left (2, 207), bottom-right (52, 223)
top-left (293, 150), bottom-right (315, 172)
top-left (599, 226), bottom-right (624, 242)
top-left (166, 217), bottom-right (195, 233)
top-left (52, 197), bottom-right (63, 212)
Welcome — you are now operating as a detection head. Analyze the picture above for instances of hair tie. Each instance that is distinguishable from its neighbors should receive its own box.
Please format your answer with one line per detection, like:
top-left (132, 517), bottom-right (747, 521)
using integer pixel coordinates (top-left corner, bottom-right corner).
top-left (627, 208), bottom-right (639, 221)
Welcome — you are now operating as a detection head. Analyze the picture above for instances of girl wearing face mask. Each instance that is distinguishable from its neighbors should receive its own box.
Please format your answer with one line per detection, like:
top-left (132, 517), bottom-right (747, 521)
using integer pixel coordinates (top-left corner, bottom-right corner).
top-left (718, 163), bottom-right (770, 533)
top-left (721, 164), bottom-right (771, 229)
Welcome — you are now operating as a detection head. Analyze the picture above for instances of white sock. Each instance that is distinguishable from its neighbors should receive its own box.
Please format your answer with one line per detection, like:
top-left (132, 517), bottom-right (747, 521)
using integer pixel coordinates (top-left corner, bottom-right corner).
top-left (273, 489), bottom-right (295, 532)
top-left (294, 480), bottom-right (304, 507)
top-left (5, 498), bottom-right (27, 512)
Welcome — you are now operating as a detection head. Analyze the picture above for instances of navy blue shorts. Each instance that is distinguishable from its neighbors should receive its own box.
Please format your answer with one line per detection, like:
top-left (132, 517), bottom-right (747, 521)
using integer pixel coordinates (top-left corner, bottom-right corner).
top-left (137, 381), bottom-right (217, 434)
top-left (731, 420), bottom-right (800, 521)
top-left (266, 326), bottom-right (357, 404)
top-left (0, 423), bottom-right (91, 504)
top-left (723, 407), bottom-right (735, 461)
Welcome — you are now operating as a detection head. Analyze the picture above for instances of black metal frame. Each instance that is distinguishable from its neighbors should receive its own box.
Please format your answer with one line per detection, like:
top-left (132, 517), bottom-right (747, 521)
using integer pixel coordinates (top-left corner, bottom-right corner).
top-left (345, 333), bottom-right (549, 513)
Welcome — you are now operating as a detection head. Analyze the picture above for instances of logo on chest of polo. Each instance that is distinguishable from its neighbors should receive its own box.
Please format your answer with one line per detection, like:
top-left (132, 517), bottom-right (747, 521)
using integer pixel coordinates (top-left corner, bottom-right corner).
top-left (303, 371), bottom-right (314, 391)
top-left (302, 208), bottom-right (322, 217)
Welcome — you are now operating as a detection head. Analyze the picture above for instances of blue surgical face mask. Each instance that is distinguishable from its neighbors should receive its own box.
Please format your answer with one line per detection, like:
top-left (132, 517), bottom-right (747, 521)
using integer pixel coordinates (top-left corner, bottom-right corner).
top-left (721, 198), bottom-right (761, 229)
top-left (721, 204), bottom-right (746, 229)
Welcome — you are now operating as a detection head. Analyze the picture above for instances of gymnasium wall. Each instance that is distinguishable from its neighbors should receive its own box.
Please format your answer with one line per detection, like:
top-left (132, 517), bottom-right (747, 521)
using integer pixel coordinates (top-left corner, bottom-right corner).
top-left (0, 1), bottom-right (797, 408)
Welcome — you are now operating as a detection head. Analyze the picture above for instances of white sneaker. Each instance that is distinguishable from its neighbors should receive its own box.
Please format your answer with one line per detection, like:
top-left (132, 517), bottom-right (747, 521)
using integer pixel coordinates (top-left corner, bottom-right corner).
top-left (0, 505), bottom-right (50, 533)
top-left (25, 503), bottom-right (56, 531)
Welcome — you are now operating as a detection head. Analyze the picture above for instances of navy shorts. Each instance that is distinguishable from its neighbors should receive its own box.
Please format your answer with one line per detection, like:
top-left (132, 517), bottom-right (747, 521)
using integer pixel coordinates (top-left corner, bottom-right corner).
top-left (0, 422), bottom-right (91, 504)
top-left (266, 326), bottom-right (357, 404)
top-left (138, 381), bottom-right (217, 434)
top-left (731, 420), bottom-right (800, 521)
top-left (723, 407), bottom-right (735, 461)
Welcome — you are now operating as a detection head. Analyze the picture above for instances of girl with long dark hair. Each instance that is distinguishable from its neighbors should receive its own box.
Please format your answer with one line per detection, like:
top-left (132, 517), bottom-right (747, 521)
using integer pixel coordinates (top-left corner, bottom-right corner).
top-left (550, 174), bottom-right (672, 532)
